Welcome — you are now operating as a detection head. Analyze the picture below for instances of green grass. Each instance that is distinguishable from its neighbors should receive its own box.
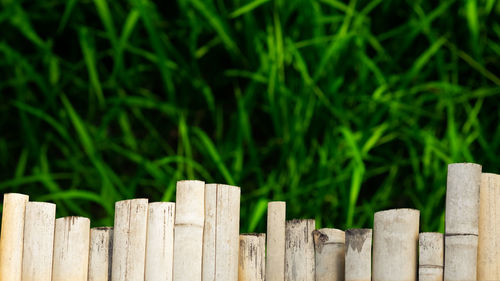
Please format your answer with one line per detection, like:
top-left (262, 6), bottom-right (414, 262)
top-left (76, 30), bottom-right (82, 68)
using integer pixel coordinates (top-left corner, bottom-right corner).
top-left (1, 0), bottom-right (500, 232)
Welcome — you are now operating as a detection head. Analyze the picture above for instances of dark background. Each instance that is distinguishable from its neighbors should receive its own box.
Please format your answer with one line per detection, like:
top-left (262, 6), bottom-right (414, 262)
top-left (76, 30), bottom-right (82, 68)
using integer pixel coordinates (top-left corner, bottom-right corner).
top-left (1, 0), bottom-right (500, 232)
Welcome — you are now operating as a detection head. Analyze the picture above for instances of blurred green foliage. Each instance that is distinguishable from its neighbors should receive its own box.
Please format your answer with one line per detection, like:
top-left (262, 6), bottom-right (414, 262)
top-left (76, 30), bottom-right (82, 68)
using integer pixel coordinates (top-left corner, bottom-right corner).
top-left (1, 0), bottom-right (500, 232)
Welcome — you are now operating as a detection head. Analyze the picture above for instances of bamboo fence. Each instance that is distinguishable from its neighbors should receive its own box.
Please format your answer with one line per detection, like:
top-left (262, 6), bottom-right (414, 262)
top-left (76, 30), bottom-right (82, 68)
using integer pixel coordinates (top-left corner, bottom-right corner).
top-left (0, 162), bottom-right (495, 281)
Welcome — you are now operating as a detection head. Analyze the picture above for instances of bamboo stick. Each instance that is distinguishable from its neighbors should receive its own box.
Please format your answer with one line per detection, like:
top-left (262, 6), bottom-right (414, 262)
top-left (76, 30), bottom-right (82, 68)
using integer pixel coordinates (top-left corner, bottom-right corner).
top-left (372, 208), bottom-right (419, 281)
top-left (145, 202), bottom-right (175, 281)
top-left (88, 227), bottom-right (113, 281)
top-left (419, 232), bottom-right (443, 281)
top-left (266, 201), bottom-right (286, 281)
top-left (173, 180), bottom-right (205, 281)
top-left (202, 184), bottom-right (216, 281)
top-left (238, 234), bottom-right (266, 281)
top-left (52, 216), bottom-right (91, 281)
top-left (444, 163), bottom-right (481, 281)
top-left (111, 198), bottom-right (149, 281)
top-left (285, 219), bottom-right (315, 281)
top-left (202, 184), bottom-right (241, 281)
top-left (21, 202), bottom-right (56, 281)
top-left (216, 184), bottom-right (241, 281)
top-left (477, 173), bottom-right (500, 281)
top-left (0, 193), bottom-right (29, 281)
top-left (445, 235), bottom-right (478, 281)
top-left (345, 228), bottom-right (372, 281)
top-left (313, 228), bottom-right (345, 281)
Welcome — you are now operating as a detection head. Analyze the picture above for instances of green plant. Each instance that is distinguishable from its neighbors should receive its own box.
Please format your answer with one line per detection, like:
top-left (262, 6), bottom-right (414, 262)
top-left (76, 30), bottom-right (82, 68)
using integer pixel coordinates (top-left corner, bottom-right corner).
top-left (1, 0), bottom-right (499, 232)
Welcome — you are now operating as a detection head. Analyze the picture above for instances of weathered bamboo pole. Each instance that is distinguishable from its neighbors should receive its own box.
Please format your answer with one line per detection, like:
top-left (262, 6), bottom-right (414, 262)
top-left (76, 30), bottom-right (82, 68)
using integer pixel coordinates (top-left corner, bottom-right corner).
top-left (345, 228), bottom-right (372, 281)
top-left (477, 173), bottom-right (500, 281)
top-left (313, 228), bottom-right (344, 281)
top-left (202, 184), bottom-right (216, 281)
top-left (419, 232), bottom-right (443, 281)
top-left (444, 163), bottom-right (481, 281)
top-left (21, 202), bottom-right (56, 281)
top-left (173, 180), bottom-right (205, 281)
top-left (238, 234), bottom-right (266, 281)
top-left (216, 184), bottom-right (241, 281)
top-left (145, 202), bottom-right (175, 281)
top-left (372, 208), bottom-right (419, 281)
top-left (0, 193), bottom-right (28, 281)
top-left (285, 219), bottom-right (315, 281)
top-left (111, 199), bottom-right (149, 281)
top-left (88, 227), bottom-right (113, 281)
top-left (202, 184), bottom-right (241, 281)
top-left (52, 216), bottom-right (91, 281)
top-left (266, 201), bottom-right (286, 281)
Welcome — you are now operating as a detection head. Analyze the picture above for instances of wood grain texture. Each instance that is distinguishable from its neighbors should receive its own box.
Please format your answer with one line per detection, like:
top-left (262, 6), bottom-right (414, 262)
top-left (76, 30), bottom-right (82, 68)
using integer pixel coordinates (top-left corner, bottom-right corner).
top-left (21, 202), bottom-right (56, 281)
top-left (313, 228), bottom-right (344, 281)
top-left (0, 193), bottom-right (29, 281)
top-left (477, 173), bottom-right (500, 281)
top-left (111, 198), bottom-right (149, 281)
top-left (173, 180), bottom-right (205, 281)
top-left (285, 219), bottom-right (315, 281)
top-left (419, 232), bottom-right (443, 281)
top-left (238, 234), bottom-right (266, 281)
top-left (88, 227), bottom-right (113, 281)
top-left (372, 209), bottom-right (419, 281)
top-left (266, 202), bottom-right (286, 281)
top-left (52, 216), bottom-right (91, 281)
top-left (345, 228), bottom-right (372, 281)
top-left (145, 202), bottom-right (175, 281)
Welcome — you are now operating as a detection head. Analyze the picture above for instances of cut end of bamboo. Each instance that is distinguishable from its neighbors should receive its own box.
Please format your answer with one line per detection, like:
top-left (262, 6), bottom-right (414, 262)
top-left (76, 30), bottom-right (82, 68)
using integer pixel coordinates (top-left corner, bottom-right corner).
top-left (175, 180), bottom-right (205, 227)
top-left (266, 201), bottom-right (286, 281)
top-left (89, 227), bottom-right (113, 281)
top-left (313, 228), bottom-right (345, 281)
top-left (419, 232), bottom-right (443, 281)
top-left (52, 216), bottom-right (91, 281)
top-left (285, 219), bottom-right (315, 281)
top-left (445, 162), bottom-right (482, 235)
top-left (373, 208), bottom-right (419, 281)
top-left (239, 233), bottom-right (266, 281)
top-left (477, 172), bottom-right (500, 281)
top-left (0, 193), bottom-right (29, 281)
top-left (345, 228), bottom-right (372, 281)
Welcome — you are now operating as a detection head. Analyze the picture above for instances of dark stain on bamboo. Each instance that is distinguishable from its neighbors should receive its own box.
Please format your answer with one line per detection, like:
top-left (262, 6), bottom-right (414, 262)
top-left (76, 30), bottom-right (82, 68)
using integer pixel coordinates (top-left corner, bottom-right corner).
top-left (345, 228), bottom-right (371, 253)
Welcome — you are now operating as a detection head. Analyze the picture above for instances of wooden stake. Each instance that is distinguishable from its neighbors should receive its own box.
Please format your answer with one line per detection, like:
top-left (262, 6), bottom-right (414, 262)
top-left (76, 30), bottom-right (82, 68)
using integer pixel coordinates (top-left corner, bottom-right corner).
top-left (0, 193), bottom-right (28, 281)
top-left (285, 219), bottom-right (315, 281)
top-left (88, 227), bottom-right (113, 281)
top-left (266, 201), bottom-right (286, 281)
top-left (52, 216), bottom-right (91, 281)
top-left (21, 202), bottom-right (56, 281)
top-left (372, 208), bottom-right (419, 281)
top-left (444, 163), bottom-right (481, 281)
top-left (238, 234), bottom-right (266, 281)
top-left (419, 232), bottom-right (443, 281)
top-left (345, 228), bottom-right (372, 281)
top-left (477, 173), bottom-right (500, 281)
top-left (111, 199), bottom-right (149, 281)
top-left (173, 180), bottom-right (205, 281)
top-left (145, 202), bottom-right (175, 281)
top-left (313, 228), bottom-right (345, 281)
